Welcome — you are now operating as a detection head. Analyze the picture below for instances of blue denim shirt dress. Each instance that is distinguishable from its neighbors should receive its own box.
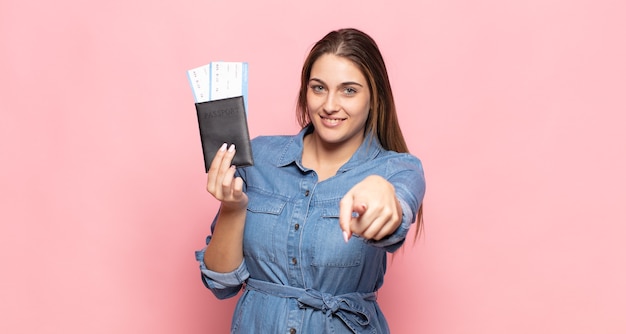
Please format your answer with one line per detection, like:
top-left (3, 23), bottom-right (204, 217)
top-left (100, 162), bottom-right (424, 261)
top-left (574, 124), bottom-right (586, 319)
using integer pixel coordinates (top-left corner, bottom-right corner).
top-left (196, 126), bottom-right (426, 333)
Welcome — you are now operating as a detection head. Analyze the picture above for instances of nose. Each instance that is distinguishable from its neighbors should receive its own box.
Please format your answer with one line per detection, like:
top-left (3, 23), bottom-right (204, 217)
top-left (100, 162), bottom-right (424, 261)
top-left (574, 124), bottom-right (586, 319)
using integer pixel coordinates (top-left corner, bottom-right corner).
top-left (323, 92), bottom-right (339, 114)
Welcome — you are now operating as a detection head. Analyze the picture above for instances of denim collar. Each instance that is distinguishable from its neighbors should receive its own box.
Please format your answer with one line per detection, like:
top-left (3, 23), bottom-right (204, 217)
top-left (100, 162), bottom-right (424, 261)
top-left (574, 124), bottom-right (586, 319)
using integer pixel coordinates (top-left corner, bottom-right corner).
top-left (276, 125), bottom-right (383, 173)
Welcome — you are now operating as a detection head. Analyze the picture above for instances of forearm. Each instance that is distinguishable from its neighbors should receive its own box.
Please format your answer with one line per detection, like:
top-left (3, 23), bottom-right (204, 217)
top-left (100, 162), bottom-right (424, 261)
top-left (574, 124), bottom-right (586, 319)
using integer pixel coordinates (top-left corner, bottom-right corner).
top-left (203, 206), bottom-right (247, 273)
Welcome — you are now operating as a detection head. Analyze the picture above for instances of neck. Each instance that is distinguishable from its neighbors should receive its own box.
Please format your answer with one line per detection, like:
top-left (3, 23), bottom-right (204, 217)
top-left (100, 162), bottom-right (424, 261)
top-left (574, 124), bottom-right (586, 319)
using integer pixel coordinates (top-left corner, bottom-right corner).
top-left (301, 132), bottom-right (363, 181)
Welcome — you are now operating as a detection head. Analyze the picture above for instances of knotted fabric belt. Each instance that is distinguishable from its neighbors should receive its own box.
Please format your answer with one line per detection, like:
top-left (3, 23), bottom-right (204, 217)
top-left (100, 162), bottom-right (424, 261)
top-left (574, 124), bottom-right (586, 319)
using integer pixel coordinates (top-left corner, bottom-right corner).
top-left (245, 278), bottom-right (377, 333)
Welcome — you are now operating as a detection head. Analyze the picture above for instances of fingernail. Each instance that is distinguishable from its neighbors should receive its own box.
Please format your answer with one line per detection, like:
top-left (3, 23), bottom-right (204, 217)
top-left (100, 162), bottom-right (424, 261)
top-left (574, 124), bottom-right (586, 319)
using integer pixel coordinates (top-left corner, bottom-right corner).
top-left (343, 231), bottom-right (351, 243)
top-left (219, 143), bottom-right (228, 151)
top-left (228, 144), bottom-right (235, 152)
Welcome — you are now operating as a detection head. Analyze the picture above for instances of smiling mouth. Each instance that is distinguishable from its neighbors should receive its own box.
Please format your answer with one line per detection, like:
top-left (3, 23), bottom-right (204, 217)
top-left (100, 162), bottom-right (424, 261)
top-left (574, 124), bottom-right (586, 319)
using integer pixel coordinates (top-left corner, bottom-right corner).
top-left (320, 115), bottom-right (346, 125)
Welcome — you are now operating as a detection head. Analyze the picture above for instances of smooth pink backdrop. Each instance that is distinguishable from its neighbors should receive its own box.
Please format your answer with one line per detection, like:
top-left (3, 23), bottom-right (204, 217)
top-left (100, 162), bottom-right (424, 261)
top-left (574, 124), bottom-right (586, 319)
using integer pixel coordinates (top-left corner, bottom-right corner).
top-left (1, 0), bottom-right (625, 333)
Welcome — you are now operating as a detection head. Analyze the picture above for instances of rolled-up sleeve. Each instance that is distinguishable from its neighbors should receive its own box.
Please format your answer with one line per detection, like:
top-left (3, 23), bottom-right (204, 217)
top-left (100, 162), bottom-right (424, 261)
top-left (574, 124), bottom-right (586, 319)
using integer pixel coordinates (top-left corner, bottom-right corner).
top-left (195, 236), bottom-right (250, 300)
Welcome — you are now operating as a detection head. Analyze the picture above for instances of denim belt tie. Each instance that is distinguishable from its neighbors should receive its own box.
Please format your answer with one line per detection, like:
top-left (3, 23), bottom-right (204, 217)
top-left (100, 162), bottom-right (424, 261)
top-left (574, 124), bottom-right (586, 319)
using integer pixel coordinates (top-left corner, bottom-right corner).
top-left (245, 278), bottom-right (377, 333)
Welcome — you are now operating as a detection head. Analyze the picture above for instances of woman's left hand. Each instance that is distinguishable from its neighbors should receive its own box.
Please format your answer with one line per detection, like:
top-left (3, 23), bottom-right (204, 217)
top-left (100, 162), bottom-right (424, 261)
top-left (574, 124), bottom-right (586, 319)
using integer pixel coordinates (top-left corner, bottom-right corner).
top-left (339, 175), bottom-right (402, 242)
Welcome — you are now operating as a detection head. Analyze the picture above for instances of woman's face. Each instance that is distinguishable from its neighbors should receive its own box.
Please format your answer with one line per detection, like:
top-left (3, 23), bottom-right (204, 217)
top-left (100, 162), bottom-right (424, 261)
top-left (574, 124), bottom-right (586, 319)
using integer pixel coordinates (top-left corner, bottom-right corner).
top-left (306, 53), bottom-right (371, 149)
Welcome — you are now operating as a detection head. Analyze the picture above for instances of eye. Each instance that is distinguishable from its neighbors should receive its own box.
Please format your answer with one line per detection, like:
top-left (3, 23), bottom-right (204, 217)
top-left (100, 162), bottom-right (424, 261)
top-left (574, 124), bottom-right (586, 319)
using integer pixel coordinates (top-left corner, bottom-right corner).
top-left (343, 87), bottom-right (357, 95)
top-left (309, 85), bottom-right (325, 93)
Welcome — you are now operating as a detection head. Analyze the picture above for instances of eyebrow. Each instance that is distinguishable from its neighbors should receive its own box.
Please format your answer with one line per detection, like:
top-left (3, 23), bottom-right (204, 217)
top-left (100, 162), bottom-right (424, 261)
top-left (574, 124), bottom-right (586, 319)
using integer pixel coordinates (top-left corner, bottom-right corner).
top-left (309, 77), bottom-right (364, 87)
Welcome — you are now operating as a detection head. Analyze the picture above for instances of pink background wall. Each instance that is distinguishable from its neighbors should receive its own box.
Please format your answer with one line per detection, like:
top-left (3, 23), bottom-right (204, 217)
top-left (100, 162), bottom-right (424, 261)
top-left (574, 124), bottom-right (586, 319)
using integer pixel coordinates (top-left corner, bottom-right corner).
top-left (1, 0), bottom-right (625, 333)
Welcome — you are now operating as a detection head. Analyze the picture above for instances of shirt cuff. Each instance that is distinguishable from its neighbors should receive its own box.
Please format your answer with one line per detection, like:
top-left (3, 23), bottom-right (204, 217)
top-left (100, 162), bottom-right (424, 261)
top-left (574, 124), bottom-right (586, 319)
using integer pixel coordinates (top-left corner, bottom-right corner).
top-left (195, 248), bottom-right (250, 289)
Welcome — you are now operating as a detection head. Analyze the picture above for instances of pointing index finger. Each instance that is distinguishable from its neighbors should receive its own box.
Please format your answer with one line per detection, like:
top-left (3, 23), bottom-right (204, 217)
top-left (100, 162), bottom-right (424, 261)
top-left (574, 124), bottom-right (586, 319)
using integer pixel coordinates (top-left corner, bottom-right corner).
top-left (339, 195), bottom-right (354, 243)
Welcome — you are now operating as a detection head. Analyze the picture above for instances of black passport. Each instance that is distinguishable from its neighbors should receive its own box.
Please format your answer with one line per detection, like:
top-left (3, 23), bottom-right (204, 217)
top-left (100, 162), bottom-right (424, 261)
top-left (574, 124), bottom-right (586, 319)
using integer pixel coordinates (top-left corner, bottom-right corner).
top-left (195, 96), bottom-right (253, 172)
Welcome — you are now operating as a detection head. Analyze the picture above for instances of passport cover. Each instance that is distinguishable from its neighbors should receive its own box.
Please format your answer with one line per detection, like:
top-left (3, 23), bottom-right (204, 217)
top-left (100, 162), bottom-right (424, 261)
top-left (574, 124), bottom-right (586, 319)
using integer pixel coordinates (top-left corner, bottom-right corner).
top-left (195, 96), bottom-right (253, 172)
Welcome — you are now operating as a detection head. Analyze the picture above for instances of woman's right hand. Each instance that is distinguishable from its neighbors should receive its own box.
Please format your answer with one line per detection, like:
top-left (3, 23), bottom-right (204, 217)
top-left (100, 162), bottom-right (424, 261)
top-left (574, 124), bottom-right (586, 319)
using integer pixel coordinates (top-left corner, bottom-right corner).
top-left (206, 143), bottom-right (248, 211)
top-left (203, 143), bottom-right (248, 272)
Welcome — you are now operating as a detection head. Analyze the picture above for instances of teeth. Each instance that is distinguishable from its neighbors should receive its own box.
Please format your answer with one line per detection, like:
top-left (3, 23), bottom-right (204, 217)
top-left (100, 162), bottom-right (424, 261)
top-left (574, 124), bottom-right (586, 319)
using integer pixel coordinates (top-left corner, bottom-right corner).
top-left (322, 117), bottom-right (343, 124)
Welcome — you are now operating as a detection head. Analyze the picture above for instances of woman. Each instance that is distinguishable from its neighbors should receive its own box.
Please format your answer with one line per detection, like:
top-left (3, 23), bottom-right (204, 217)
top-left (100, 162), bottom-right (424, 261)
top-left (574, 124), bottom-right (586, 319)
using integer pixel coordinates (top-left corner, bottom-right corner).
top-left (196, 28), bottom-right (425, 333)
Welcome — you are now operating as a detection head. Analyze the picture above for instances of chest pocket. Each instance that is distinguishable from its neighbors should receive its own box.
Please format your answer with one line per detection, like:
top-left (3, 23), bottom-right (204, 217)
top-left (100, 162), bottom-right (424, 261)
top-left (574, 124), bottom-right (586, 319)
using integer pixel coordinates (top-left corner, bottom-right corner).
top-left (311, 207), bottom-right (364, 267)
top-left (244, 192), bottom-right (288, 263)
